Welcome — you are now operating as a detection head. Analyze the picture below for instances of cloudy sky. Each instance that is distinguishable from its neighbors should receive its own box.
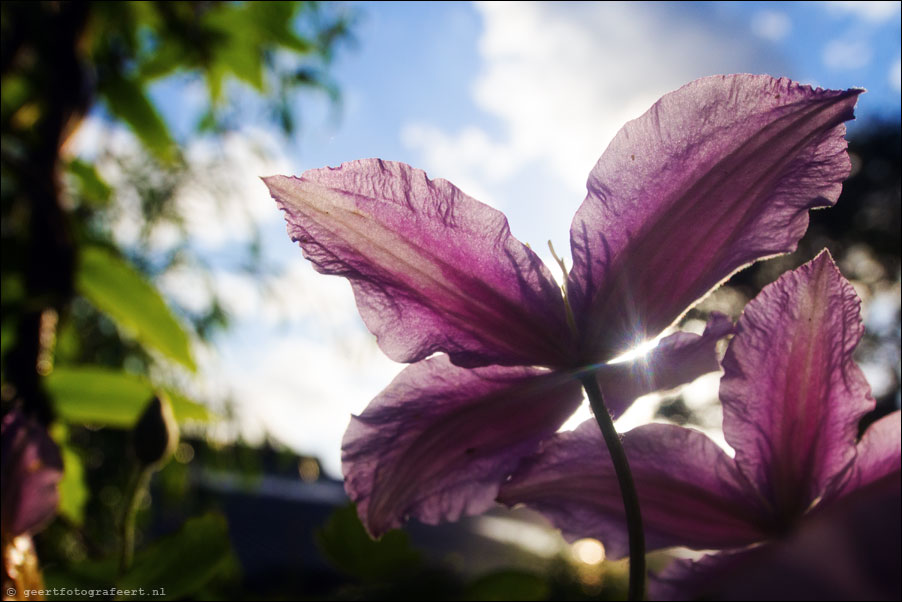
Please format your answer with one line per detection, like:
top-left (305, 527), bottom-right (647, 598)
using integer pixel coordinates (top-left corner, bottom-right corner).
top-left (88, 1), bottom-right (901, 476)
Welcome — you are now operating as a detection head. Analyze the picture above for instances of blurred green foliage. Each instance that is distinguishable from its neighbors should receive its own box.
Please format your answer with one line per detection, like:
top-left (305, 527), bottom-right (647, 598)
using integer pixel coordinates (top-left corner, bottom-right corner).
top-left (44, 512), bottom-right (235, 600)
top-left (1, 1), bottom-right (351, 599)
top-left (317, 505), bottom-right (424, 583)
top-left (76, 245), bottom-right (196, 371)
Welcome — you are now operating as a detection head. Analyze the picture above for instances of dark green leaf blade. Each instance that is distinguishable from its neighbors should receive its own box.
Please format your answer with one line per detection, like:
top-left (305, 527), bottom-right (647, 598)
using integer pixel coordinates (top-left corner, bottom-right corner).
top-left (99, 75), bottom-right (177, 163)
top-left (316, 504), bottom-right (422, 582)
top-left (76, 245), bottom-right (196, 370)
top-left (66, 158), bottom-right (112, 206)
top-left (465, 570), bottom-right (549, 601)
top-left (47, 366), bottom-right (210, 427)
top-left (116, 513), bottom-right (233, 600)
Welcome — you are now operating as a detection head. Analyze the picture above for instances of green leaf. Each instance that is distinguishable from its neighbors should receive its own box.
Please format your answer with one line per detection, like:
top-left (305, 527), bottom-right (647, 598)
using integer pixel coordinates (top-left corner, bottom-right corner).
top-left (464, 570), bottom-right (549, 601)
top-left (66, 158), bottom-right (112, 206)
top-left (99, 75), bottom-right (176, 163)
top-left (47, 366), bottom-right (210, 428)
top-left (216, 38), bottom-right (265, 90)
top-left (44, 514), bottom-right (234, 600)
top-left (76, 245), bottom-right (195, 370)
top-left (58, 445), bottom-right (88, 525)
top-left (116, 513), bottom-right (233, 600)
top-left (203, 7), bottom-right (265, 90)
top-left (164, 388), bottom-right (211, 423)
top-left (316, 504), bottom-right (422, 582)
top-left (244, 2), bottom-right (314, 53)
top-left (49, 424), bottom-right (88, 526)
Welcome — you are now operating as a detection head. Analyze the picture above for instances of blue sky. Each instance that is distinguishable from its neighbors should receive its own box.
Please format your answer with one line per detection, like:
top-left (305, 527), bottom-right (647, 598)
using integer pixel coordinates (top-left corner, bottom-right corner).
top-left (79, 1), bottom-right (902, 475)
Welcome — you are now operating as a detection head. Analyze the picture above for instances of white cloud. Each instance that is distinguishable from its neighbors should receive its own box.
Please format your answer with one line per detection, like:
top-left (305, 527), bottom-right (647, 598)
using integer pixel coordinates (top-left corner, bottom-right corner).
top-left (402, 2), bottom-right (784, 256)
top-left (822, 38), bottom-right (874, 70)
top-left (824, 1), bottom-right (901, 23)
top-left (891, 56), bottom-right (902, 92)
top-left (400, 123), bottom-right (511, 207)
top-left (751, 10), bottom-right (792, 41)
top-left (178, 129), bottom-right (292, 249)
top-left (217, 328), bottom-right (402, 477)
top-left (66, 119), bottom-right (291, 253)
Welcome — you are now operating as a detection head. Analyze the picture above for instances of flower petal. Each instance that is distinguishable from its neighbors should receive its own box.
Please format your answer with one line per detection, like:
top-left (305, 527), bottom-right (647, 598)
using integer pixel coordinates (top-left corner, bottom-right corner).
top-left (651, 551), bottom-right (755, 602)
top-left (568, 74), bottom-right (861, 360)
top-left (597, 312), bottom-right (733, 418)
top-left (652, 479), bottom-right (902, 601)
top-left (1, 410), bottom-right (63, 537)
top-left (498, 422), bottom-right (767, 559)
top-left (266, 160), bottom-right (572, 368)
top-left (840, 411), bottom-right (901, 497)
top-left (342, 356), bottom-right (582, 537)
top-left (720, 251), bottom-right (874, 522)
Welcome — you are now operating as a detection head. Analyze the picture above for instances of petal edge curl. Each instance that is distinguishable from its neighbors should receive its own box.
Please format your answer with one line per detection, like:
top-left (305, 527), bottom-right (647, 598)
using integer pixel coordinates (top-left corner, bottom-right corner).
top-left (266, 160), bottom-right (572, 368)
top-left (342, 356), bottom-right (582, 537)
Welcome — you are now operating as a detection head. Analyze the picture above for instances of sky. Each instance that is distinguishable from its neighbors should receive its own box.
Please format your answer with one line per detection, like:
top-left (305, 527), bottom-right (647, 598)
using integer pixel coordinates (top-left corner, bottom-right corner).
top-left (75, 1), bottom-right (902, 477)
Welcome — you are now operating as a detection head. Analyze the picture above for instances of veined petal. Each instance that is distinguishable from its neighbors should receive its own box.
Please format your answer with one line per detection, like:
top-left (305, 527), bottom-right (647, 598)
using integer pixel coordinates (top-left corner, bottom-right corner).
top-left (597, 312), bottom-right (733, 418)
top-left (568, 74), bottom-right (861, 360)
top-left (265, 160), bottom-right (572, 368)
top-left (342, 356), bottom-right (582, 537)
top-left (720, 251), bottom-right (874, 523)
top-left (839, 411), bottom-right (901, 498)
top-left (498, 422), bottom-right (766, 559)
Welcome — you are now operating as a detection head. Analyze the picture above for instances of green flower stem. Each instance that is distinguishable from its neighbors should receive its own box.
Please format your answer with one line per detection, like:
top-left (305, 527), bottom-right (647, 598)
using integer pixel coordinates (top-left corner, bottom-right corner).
top-left (118, 463), bottom-right (152, 575)
top-left (580, 374), bottom-right (646, 601)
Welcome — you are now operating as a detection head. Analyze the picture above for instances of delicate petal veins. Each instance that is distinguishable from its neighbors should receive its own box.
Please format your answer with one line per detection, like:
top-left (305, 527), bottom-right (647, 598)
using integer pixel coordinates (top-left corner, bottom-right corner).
top-left (597, 312), bottom-right (734, 418)
top-left (568, 74), bottom-right (861, 360)
top-left (265, 160), bottom-right (572, 368)
top-left (839, 411), bottom-right (901, 497)
top-left (498, 422), bottom-right (767, 559)
top-left (342, 356), bottom-right (582, 537)
top-left (1, 410), bottom-right (63, 537)
top-left (720, 251), bottom-right (874, 523)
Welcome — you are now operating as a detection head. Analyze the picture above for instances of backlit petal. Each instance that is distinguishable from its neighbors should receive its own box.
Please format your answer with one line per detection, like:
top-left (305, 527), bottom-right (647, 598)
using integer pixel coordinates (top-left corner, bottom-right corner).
top-left (720, 251), bottom-right (874, 522)
top-left (266, 160), bottom-right (572, 368)
top-left (498, 422), bottom-right (766, 558)
top-left (342, 356), bottom-right (582, 537)
top-left (839, 411), bottom-right (901, 497)
top-left (652, 479), bottom-right (902, 601)
top-left (568, 74), bottom-right (861, 360)
top-left (597, 312), bottom-right (733, 418)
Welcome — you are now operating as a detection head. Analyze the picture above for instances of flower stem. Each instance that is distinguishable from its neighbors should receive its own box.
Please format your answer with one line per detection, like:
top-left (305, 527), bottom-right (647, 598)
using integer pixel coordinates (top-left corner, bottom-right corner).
top-left (580, 374), bottom-right (645, 601)
top-left (119, 464), bottom-right (152, 575)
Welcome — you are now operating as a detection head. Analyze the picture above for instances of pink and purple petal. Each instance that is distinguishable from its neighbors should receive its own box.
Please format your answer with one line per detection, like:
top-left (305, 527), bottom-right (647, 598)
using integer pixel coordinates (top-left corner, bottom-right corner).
top-left (652, 477), bottom-right (901, 601)
top-left (651, 551), bottom-right (758, 602)
top-left (342, 356), bottom-right (582, 537)
top-left (838, 410), bottom-right (901, 498)
top-left (720, 251), bottom-right (874, 520)
top-left (568, 74), bottom-right (861, 360)
top-left (1, 410), bottom-right (63, 537)
top-left (498, 421), bottom-right (767, 559)
top-left (596, 312), bottom-right (733, 418)
top-left (265, 160), bottom-right (573, 368)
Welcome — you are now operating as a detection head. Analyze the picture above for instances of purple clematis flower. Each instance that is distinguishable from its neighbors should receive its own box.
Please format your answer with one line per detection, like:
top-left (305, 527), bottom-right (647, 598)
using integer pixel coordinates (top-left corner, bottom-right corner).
top-left (1, 409), bottom-right (63, 540)
top-left (498, 252), bottom-right (901, 598)
top-left (265, 74), bottom-right (861, 537)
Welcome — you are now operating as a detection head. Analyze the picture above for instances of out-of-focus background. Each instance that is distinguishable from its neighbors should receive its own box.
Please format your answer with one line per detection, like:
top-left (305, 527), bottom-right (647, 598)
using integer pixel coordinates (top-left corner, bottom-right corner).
top-left (2, 1), bottom-right (899, 600)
